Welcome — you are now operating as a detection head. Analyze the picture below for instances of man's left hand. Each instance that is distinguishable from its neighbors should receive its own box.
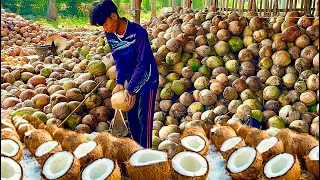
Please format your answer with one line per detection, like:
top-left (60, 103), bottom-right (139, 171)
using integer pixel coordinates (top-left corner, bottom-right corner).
top-left (125, 90), bottom-right (136, 107)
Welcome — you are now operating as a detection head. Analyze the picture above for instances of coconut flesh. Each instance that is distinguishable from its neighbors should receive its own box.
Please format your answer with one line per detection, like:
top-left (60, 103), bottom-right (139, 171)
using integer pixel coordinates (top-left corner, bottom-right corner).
top-left (129, 149), bottom-right (168, 166)
top-left (35, 141), bottom-right (59, 157)
top-left (180, 135), bottom-right (206, 152)
top-left (308, 145), bottom-right (319, 161)
top-left (263, 153), bottom-right (296, 178)
top-left (220, 137), bottom-right (243, 152)
top-left (1, 156), bottom-right (23, 180)
top-left (74, 141), bottom-right (97, 159)
top-left (82, 158), bottom-right (115, 180)
top-left (227, 146), bottom-right (256, 173)
top-left (42, 151), bottom-right (74, 179)
top-left (172, 151), bottom-right (208, 177)
top-left (256, 137), bottom-right (279, 154)
top-left (1, 139), bottom-right (20, 158)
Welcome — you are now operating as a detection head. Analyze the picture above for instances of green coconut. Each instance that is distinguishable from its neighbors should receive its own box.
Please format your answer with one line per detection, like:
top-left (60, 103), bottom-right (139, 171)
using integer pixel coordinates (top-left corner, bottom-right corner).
top-left (160, 87), bottom-right (174, 100)
top-left (228, 36), bottom-right (244, 52)
top-left (87, 60), bottom-right (107, 77)
top-left (243, 99), bottom-right (262, 110)
top-left (166, 52), bottom-right (181, 65)
top-left (172, 62), bottom-right (185, 76)
top-left (40, 68), bottom-right (52, 78)
top-left (225, 60), bottom-right (239, 73)
top-left (66, 114), bottom-right (82, 130)
top-left (214, 41), bottom-right (230, 56)
top-left (187, 59), bottom-right (201, 71)
top-left (267, 116), bottom-right (286, 129)
top-left (263, 86), bottom-right (281, 100)
top-left (171, 80), bottom-right (187, 96)
top-left (258, 58), bottom-right (273, 70)
top-left (198, 65), bottom-right (212, 77)
top-left (206, 56), bottom-right (223, 69)
top-left (32, 112), bottom-right (48, 123)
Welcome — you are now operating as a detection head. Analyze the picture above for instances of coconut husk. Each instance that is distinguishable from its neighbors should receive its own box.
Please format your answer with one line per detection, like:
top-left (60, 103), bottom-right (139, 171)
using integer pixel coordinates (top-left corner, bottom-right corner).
top-left (42, 151), bottom-right (81, 180)
top-left (226, 147), bottom-right (263, 180)
top-left (76, 142), bottom-right (103, 169)
top-left (1, 128), bottom-right (20, 140)
top-left (177, 135), bottom-right (209, 156)
top-left (275, 128), bottom-right (295, 151)
top-left (208, 124), bottom-right (221, 138)
top-left (52, 128), bottom-right (71, 144)
top-left (182, 127), bottom-right (207, 139)
top-left (26, 129), bottom-right (53, 155)
top-left (304, 147), bottom-right (319, 179)
top-left (82, 158), bottom-right (121, 180)
top-left (259, 138), bottom-right (284, 163)
top-left (35, 142), bottom-right (62, 166)
top-left (211, 126), bottom-right (237, 150)
top-left (1, 138), bottom-right (23, 161)
top-left (94, 132), bottom-right (118, 159)
top-left (17, 123), bottom-right (35, 142)
top-left (263, 153), bottom-right (301, 180)
top-left (202, 121), bottom-right (214, 138)
top-left (125, 155), bottom-right (172, 180)
top-left (244, 129), bottom-right (270, 147)
top-left (1, 120), bottom-right (15, 129)
top-left (171, 156), bottom-right (209, 180)
top-left (1, 156), bottom-right (23, 180)
top-left (236, 125), bottom-right (252, 139)
top-left (45, 124), bottom-right (58, 137)
top-left (227, 121), bottom-right (242, 132)
top-left (61, 132), bottom-right (88, 151)
top-left (220, 137), bottom-right (246, 160)
top-left (23, 115), bottom-right (45, 129)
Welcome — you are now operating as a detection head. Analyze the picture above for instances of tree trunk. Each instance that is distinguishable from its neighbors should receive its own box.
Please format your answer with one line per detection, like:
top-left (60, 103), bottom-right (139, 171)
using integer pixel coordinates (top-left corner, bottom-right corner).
top-left (131, 0), bottom-right (142, 24)
top-left (315, 0), bottom-right (319, 16)
top-left (172, 0), bottom-right (178, 10)
top-left (46, 0), bottom-right (58, 21)
top-left (151, 0), bottom-right (156, 17)
top-left (183, 0), bottom-right (192, 8)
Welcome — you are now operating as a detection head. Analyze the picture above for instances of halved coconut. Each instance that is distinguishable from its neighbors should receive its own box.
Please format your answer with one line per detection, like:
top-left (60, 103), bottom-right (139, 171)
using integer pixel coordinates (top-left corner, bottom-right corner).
top-left (210, 126), bottom-right (237, 150)
top-left (1, 130), bottom-right (21, 142)
top-left (263, 153), bottom-right (300, 179)
top-left (94, 132), bottom-right (118, 159)
top-left (227, 120), bottom-right (242, 132)
top-left (25, 129), bottom-right (53, 155)
top-left (53, 128), bottom-right (71, 144)
top-left (1, 128), bottom-right (19, 139)
top-left (236, 125), bottom-right (253, 139)
top-left (158, 140), bottom-right (179, 159)
top-left (244, 128), bottom-right (270, 147)
top-left (23, 130), bottom-right (36, 144)
top-left (226, 146), bottom-right (263, 180)
top-left (82, 158), bottom-right (121, 180)
top-left (1, 156), bottom-right (23, 180)
top-left (275, 128), bottom-right (295, 151)
top-left (171, 151), bottom-right (209, 180)
top-left (256, 137), bottom-right (284, 163)
top-left (177, 135), bottom-right (209, 156)
top-left (17, 123), bottom-right (35, 142)
top-left (42, 151), bottom-right (80, 180)
top-left (35, 141), bottom-right (62, 166)
top-left (305, 145), bottom-right (319, 179)
top-left (220, 137), bottom-right (246, 160)
top-left (23, 115), bottom-right (46, 129)
top-left (73, 141), bottom-right (103, 168)
top-left (182, 127), bottom-right (206, 138)
top-left (1, 139), bottom-right (23, 161)
top-left (45, 125), bottom-right (58, 137)
top-left (1, 121), bottom-right (15, 129)
top-left (14, 119), bottom-right (29, 128)
top-left (126, 149), bottom-right (171, 180)
top-left (61, 132), bottom-right (88, 151)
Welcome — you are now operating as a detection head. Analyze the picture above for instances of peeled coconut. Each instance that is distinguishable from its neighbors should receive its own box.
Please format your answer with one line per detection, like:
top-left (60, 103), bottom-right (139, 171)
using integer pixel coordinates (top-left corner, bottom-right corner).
top-left (263, 153), bottom-right (300, 180)
top-left (125, 149), bottom-right (172, 180)
top-left (111, 90), bottom-right (133, 112)
top-left (226, 146), bottom-right (263, 180)
top-left (220, 136), bottom-right (246, 160)
top-left (305, 146), bottom-right (319, 179)
top-left (73, 141), bottom-right (103, 168)
top-left (35, 140), bottom-right (62, 166)
top-left (61, 132), bottom-right (88, 151)
top-left (256, 137), bottom-right (284, 163)
top-left (244, 129), bottom-right (270, 147)
top-left (42, 151), bottom-right (81, 180)
top-left (1, 156), bottom-right (23, 180)
top-left (81, 158), bottom-right (121, 180)
top-left (177, 135), bottom-right (209, 156)
top-left (1, 138), bottom-right (23, 161)
top-left (25, 129), bottom-right (53, 155)
top-left (171, 151), bottom-right (209, 180)
top-left (210, 126), bottom-right (237, 150)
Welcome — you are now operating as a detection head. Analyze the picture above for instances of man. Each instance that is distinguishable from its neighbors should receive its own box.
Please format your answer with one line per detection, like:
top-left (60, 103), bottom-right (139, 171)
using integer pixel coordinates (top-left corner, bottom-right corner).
top-left (90, 0), bottom-right (159, 149)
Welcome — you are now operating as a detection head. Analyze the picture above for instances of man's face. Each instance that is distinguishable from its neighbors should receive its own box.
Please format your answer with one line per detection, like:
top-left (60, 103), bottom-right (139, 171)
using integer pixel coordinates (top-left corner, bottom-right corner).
top-left (103, 13), bottom-right (118, 33)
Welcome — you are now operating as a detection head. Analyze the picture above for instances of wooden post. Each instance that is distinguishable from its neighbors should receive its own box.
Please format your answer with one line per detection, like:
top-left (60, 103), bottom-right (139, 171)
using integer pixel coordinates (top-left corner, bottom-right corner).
top-left (183, 0), bottom-right (192, 8)
top-left (151, 0), bottom-right (156, 18)
top-left (172, 0), bottom-right (178, 10)
top-left (131, 0), bottom-right (141, 24)
top-left (315, 0), bottom-right (319, 16)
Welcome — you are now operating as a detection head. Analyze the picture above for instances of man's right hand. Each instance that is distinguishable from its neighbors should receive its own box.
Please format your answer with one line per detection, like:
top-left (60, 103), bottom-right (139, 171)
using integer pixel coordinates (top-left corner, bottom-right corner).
top-left (112, 84), bottom-right (124, 95)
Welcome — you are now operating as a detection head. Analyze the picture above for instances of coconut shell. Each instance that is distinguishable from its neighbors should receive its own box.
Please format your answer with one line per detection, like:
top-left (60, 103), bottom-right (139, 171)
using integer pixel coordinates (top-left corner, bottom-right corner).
top-left (1, 120), bottom-right (15, 129)
top-left (42, 151), bottom-right (81, 180)
top-left (82, 158), bottom-right (121, 180)
top-left (259, 138), bottom-right (284, 163)
top-left (275, 128), bottom-right (295, 150)
top-left (76, 143), bottom-right (103, 169)
top-left (23, 115), bottom-right (45, 129)
top-left (305, 148), bottom-right (319, 179)
top-left (1, 156), bottom-right (24, 180)
top-left (263, 153), bottom-right (301, 180)
top-left (244, 129), bottom-right (270, 147)
top-left (126, 157), bottom-right (172, 180)
top-left (210, 126), bottom-right (237, 150)
top-left (171, 157), bottom-right (209, 180)
top-left (1, 129), bottom-right (20, 140)
top-left (1, 138), bottom-right (23, 161)
top-left (202, 121), bottom-right (214, 138)
top-left (236, 125), bottom-right (252, 139)
top-left (226, 148), bottom-right (263, 180)
top-left (220, 137), bottom-right (246, 160)
top-left (35, 142), bottom-right (62, 166)
top-left (16, 123), bottom-right (35, 142)
top-left (45, 125), bottom-right (58, 137)
top-left (61, 132), bottom-right (88, 151)
top-left (227, 121), bottom-right (242, 132)
top-left (94, 132), bottom-right (118, 159)
top-left (52, 128), bottom-right (71, 144)
top-left (177, 135), bottom-right (209, 156)
top-left (26, 129), bottom-right (53, 155)
top-left (182, 127), bottom-right (207, 139)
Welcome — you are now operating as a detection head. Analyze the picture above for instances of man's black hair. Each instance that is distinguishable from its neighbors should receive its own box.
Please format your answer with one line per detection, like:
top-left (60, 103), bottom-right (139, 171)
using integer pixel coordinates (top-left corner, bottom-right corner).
top-left (90, 0), bottom-right (118, 26)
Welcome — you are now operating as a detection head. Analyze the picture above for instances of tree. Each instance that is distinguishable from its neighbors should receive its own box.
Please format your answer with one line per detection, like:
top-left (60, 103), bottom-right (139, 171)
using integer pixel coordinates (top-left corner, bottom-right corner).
top-left (151, 0), bottom-right (156, 17)
top-left (46, 0), bottom-right (58, 21)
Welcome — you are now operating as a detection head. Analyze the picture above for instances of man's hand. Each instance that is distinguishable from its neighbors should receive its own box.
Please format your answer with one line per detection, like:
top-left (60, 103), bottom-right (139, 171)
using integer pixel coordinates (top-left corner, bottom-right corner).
top-left (112, 84), bottom-right (124, 95)
top-left (125, 90), bottom-right (136, 107)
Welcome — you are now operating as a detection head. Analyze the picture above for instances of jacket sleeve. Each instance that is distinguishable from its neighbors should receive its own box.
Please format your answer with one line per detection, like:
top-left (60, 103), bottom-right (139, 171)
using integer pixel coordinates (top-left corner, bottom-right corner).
top-left (126, 29), bottom-right (152, 94)
top-left (107, 39), bottom-right (126, 85)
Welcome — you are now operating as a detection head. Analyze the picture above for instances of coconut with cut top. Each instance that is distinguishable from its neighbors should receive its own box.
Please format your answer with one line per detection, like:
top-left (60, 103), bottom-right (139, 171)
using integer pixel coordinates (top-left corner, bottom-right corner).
top-left (171, 151), bottom-right (209, 180)
top-left (61, 132), bottom-right (88, 151)
top-left (42, 151), bottom-right (81, 180)
top-left (73, 141), bottom-right (103, 168)
top-left (1, 156), bottom-right (23, 180)
top-left (25, 129), bottom-right (53, 155)
top-left (244, 128), bottom-right (270, 147)
top-left (1, 138), bottom-right (23, 161)
top-left (1, 128), bottom-right (19, 139)
top-left (177, 135), bottom-right (209, 156)
top-left (220, 136), bottom-right (246, 159)
top-left (35, 140), bottom-right (62, 166)
top-left (17, 123), bottom-right (35, 142)
top-left (226, 146), bottom-right (263, 180)
top-left (236, 125), bottom-right (253, 139)
top-left (52, 128), bottom-right (71, 144)
top-left (305, 145), bottom-right (319, 179)
top-left (263, 153), bottom-right (300, 180)
top-left (210, 126), bottom-right (237, 150)
top-left (256, 137), bottom-right (284, 163)
top-left (126, 149), bottom-right (172, 180)
top-left (81, 158), bottom-right (121, 180)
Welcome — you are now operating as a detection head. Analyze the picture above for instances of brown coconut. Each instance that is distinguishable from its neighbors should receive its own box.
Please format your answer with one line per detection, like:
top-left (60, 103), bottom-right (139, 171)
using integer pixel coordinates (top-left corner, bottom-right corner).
top-left (23, 115), bottom-right (45, 129)
top-left (61, 132), bottom-right (88, 151)
top-left (210, 126), bottom-right (237, 150)
top-left (257, 137), bottom-right (284, 163)
top-left (35, 140), bottom-right (62, 166)
top-left (244, 128), bottom-right (270, 147)
top-left (45, 125), bottom-right (58, 137)
top-left (73, 141), bottom-right (103, 168)
top-left (275, 128), bottom-right (295, 150)
top-left (25, 129), bottom-right (53, 155)
top-left (16, 123), bottom-right (36, 142)
top-left (94, 131), bottom-right (118, 159)
top-left (304, 146), bottom-right (319, 179)
top-left (182, 127), bottom-right (206, 139)
top-left (1, 138), bottom-right (23, 161)
top-left (236, 125), bottom-right (253, 139)
top-left (177, 135), bottom-right (209, 156)
top-left (52, 128), bottom-right (71, 144)
top-left (220, 137), bottom-right (246, 160)
top-left (81, 158), bottom-right (121, 180)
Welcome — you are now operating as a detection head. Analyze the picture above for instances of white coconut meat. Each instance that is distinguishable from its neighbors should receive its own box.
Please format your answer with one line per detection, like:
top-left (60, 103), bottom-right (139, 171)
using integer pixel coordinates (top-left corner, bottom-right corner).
top-left (220, 137), bottom-right (242, 152)
top-left (266, 127), bottom-right (281, 137)
top-left (227, 146), bottom-right (256, 173)
top-left (1, 121), bottom-right (14, 129)
top-left (181, 136), bottom-right (206, 152)
top-left (74, 141), bottom-right (97, 159)
top-left (35, 141), bottom-right (59, 157)
top-left (82, 158), bottom-right (115, 180)
top-left (24, 130), bottom-right (35, 138)
top-left (83, 132), bottom-right (100, 141)
top-left (42, 151), bottom-right (74, 179)
top-left (14, 119), bottom-right (28, 128)
top-left (130, 149), bottom-right (168, 166)
top-left (210, 127), bottom-right (219, 133)
top-left (309, 146), bottom-right (319, 161)
top-left (264, 153), bottom-right (295, 178)
top-left (1, 139), bottom-right (19, 157)
top-left (1, 128), bottom-right (14, 133)
top-left (17, 123), bottom-right (31, 130)
top-left (1, 156), bottom-right (22, 180)
top-left (256, 137), bottom-right (279, 154)
top-left (172, 151), bottom-right (208, 177)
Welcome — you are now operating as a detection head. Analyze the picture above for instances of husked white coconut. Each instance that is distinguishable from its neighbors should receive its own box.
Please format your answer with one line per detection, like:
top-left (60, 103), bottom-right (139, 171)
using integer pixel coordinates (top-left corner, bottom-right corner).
top-left (227, 146), bottom-right (257, 173)
top-left (82, 158), bottom-right (120, 180)
top-left (129, 149), bottom-right (168, 166)
top-left (1, 139), bottom-right (20, 157)
top-left (172, 151), bottom-right (208, 177)
top-left (35, 141), bottom-right (59, 157)
top-left (74, 141), bottom-right (97, 159)
top-left (180, 135), bottom-right (206, 152)
top-left (221, 137), bottom-right (243, 152)
top-left (257, 137), bottom-right (279, 154)
top-left (1, 156), bottom-right (23, 180)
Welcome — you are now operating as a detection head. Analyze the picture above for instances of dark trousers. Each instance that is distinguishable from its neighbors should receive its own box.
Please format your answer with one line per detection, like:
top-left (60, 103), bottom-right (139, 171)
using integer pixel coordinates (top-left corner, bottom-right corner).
top-left (127, 88), bottom-right (156, 149)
